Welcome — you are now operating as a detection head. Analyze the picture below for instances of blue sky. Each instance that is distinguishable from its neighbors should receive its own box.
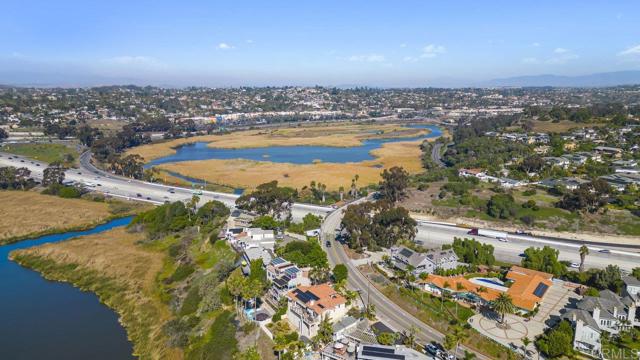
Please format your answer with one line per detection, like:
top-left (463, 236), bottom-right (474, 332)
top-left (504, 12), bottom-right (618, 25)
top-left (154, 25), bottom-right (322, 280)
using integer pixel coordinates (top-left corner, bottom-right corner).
top-left (1, 0), bottom-right (639, 87)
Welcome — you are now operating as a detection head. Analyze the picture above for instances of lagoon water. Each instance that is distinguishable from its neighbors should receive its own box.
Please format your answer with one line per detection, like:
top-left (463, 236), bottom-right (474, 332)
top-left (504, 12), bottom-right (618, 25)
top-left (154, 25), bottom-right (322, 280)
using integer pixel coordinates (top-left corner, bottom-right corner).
top-left (0, 217), bottom-right (135, 360)
top-left (148, 124), bottom-right (442, 166)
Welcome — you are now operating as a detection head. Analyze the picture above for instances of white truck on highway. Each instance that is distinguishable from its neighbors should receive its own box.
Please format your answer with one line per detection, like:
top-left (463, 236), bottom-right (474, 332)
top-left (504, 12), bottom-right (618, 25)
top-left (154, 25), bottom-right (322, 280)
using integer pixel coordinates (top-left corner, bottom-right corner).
top-left (468, 228), bottom-right (508, 241)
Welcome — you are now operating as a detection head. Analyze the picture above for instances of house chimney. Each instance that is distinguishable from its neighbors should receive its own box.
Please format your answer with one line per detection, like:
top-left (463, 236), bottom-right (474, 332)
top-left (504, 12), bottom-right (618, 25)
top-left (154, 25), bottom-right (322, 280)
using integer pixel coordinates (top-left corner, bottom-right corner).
top-left (593, 307), bottom-right (601, 323)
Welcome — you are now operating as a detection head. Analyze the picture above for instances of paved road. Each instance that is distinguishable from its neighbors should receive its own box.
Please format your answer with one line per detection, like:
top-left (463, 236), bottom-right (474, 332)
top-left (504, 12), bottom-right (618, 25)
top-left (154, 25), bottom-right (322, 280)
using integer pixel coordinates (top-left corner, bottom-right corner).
top-left (0, 151), bottom-right (331, 221)
top-left (431, 142), bottom-right (446, 167)
top-left (415, 221), bottom-right (640, 272)
top-left (321, 200), bottom-right (490, 360)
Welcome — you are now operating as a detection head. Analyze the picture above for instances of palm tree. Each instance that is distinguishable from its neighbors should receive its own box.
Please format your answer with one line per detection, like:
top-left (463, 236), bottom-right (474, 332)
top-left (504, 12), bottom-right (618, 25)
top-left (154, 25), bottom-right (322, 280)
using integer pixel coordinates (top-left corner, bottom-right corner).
top-left (440, 281), bottom-right (451, 311)
top-left (403, 325), bottom-right (419, 350)
top-left (339, 186), bottom-right (345, 201)
top-left (579, 245), bottom-right (589, 272)
top-left (364, 303), bottom-right (376, 320)
top-left (319, 183), bottom-right (327, 203)
top-left (309, 265), bottom-right (330, 285)
top-left (226, 271), bottom-right (246, 316)
top-left (451, 326), bottom-right (468, 358)
top-left (492, 293), bottom-right (516, 324)
top-left (522, 336), bottom-right (531, 356)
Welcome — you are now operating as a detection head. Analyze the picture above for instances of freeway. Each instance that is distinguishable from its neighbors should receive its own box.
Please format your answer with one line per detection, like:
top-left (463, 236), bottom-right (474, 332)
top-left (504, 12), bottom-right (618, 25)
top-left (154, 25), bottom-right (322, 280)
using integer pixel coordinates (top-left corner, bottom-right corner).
top-left (321, 200), bottom-right (490, 360)
top-left (0, 151), bottom-right (331, 221)
top-left (415, 221), bottom-right (640, 272)
top-left (430, 142), bottom-right (446, 167)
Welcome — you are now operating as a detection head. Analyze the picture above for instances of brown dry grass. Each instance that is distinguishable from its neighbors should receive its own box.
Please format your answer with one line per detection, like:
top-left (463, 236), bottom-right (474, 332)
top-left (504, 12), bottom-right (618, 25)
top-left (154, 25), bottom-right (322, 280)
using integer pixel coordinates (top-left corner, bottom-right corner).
top-left (529, 120), bottom-right (604, 133)
top-left (0, 191), bottom-right (113, 243)
top-left (156, 138), bottom-right (427, 191)
top-left (127, 123), bottom-right (429, 161)
top-left (12, 228), bottom-right (182, 360)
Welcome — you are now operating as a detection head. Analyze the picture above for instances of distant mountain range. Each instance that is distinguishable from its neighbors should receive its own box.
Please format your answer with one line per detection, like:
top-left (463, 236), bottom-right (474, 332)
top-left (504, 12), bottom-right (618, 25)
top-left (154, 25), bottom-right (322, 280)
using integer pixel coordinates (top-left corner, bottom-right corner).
top-left (2, 70), bottom-right (640, 89)
top-left (482, 71), bottom-right (640, 88)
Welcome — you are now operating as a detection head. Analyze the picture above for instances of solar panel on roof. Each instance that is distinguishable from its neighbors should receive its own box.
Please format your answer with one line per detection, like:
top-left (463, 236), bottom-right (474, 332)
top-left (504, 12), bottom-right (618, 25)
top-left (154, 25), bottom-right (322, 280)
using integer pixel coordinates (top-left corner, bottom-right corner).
top-left (362, 346), bottom-right (395, 353)
top-left (271, 257), bottom-right (286, 265)
top-left (361, 349), bottom-right (405, 360)
top-left (284, 267), bottom-right (300, 276)
top-left (296, 290), bottom-right (320, 303)
top-left (533, 282), bottom-right (549, 298)
top-left (399, 248), bottom-right (413, 258)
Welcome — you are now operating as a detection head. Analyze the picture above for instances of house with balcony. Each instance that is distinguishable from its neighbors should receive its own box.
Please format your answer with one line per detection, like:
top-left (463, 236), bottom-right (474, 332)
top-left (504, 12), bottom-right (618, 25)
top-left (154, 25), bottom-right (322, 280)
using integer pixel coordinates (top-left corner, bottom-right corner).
top-left (266, 257), bottom-right (310, 304)
top-left (286, 283), bottom-right (348, 338)
top-left (391, 246), bottom-right (459, 276)
top-left (563, 281), bottom-right (640, 357)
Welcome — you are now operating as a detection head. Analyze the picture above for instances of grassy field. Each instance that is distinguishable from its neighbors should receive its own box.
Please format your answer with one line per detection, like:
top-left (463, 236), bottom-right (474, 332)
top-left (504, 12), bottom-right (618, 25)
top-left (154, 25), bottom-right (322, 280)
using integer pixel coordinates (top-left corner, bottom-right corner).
top-left (0, 191), bottom-right (112, 244)
top-left (157, 139), bottom-right (427, 191)
top-left (0, 191), bottom-right (150, 245)
top-left (10, 228), bottom-right (182, 360)
top-left (127, 122), bottom-right (431, 161)
top-left (1, 143), bottom-right (79, 165)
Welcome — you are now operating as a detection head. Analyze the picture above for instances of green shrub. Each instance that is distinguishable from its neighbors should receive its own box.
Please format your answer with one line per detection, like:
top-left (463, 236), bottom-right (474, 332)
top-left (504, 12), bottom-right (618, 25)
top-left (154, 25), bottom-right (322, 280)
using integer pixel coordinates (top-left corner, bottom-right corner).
top-left (169, 263), bottom-right (195, 283)
top-left (179, 285), bottom-right (202, 316)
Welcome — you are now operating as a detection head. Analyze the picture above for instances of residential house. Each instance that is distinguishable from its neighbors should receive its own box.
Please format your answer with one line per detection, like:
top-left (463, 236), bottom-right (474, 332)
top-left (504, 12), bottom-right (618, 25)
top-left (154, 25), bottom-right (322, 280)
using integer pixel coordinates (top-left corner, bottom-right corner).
top-left (230, 209), bottom-right (257, 228)
top-left (417, 266), bottom-right (553, 313)
top-left (563, 309), bottom-right (602, 357)
top-left (599, 173), bottom-right (640, 191)
top-left (563, 283), bottom-right (640, 356)
top-left (458, 168), bottom-right (487, 180)
top-left (543, 156), bottom-right (570, 168)
top-left (286, 284), bottom-right (348, 338)
top-left (562, 153), bottom-right (588, 166)
top-left (612, 159), bottom-right (639, 168)
top-left (266, 257), bottom-right (310, 303)
top-left (538, 177), bottom-right (590, 190)
top-left (498, 177), bottom-right (527, 189)
top-left (594, 146), bottom-right (623, 158)
top-left (392, 246), bottom-right (459, 275)
top-left (573, 289), bottom-right (638, 335)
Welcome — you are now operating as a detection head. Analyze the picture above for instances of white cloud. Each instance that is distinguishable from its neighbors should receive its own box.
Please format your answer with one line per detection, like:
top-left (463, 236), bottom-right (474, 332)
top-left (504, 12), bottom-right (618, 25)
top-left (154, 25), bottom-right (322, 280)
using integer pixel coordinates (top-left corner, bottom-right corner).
top-left (420, 44), bottom-right (446, 58)
top-left (348, 54), bottom-right (386, 62)
top-left (545, 48), bottom-right (580, 65)
top-left (531, 42), bottom-right (541, 47)
top-left (245, 39), bottom-right (254, 44)
top-left (403, 56), bottom-right (418, 63)
top-left (521, 48), bottom-right (579, 66)
top-left (399, 43), bottom-right (407, 48)
top-left (217, 42), bottom-right (234, 50)
top-left (618, 44), bottom-right (640, 57)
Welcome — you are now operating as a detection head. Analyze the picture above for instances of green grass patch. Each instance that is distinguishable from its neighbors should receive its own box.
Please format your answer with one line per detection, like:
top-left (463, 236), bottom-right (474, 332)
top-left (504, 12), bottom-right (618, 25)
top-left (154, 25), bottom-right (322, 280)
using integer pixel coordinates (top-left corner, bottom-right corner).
top-left (179, 284), bottom-right (202, 316)
top-left (2, 143), bottom-right (78, 165)
top-left (193, 240), bottom-right (236, 269)
top-left (186, 310), bottom-right (238, 360)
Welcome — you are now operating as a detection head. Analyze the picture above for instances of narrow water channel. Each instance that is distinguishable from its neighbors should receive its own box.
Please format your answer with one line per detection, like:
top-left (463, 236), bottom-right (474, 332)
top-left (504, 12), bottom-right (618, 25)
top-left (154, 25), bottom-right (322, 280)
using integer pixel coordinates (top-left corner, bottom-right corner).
top-left (0, 217), bottom-right (135, 360)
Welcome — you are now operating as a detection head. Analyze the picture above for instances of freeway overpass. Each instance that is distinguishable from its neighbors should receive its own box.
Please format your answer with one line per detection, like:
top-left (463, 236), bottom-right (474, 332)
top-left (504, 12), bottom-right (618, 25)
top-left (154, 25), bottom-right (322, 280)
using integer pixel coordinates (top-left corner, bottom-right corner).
top-left (0, 151), bottom-right (331, 221)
